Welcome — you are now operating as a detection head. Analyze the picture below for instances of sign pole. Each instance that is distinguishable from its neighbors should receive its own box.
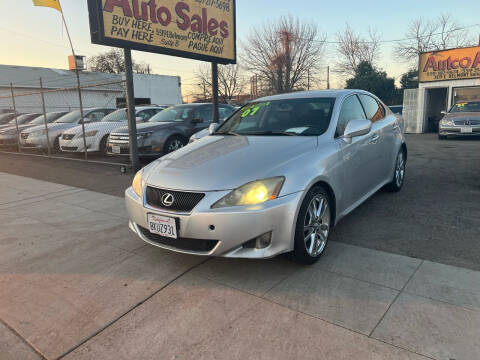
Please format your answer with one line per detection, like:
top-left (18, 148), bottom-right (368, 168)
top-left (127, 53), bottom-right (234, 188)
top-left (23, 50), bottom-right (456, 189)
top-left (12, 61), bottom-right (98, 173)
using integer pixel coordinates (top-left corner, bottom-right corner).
top-left (39, 78), bottom-right (51, 156)
top-left (212, 62), bottom-right (220, 123)
top-left (124, 48), bottom-right (140, 172)
top-left (9, 83), bottom-right (20, 153)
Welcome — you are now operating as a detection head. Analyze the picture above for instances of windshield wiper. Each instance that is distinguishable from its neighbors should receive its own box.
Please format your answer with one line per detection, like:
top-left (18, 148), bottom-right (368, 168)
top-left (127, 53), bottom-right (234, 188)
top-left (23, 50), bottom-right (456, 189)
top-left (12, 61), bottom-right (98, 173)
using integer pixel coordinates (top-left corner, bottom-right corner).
top-left (215, 131), bottom-right (240, 136)
top-left (247, 131), bottom-right (298, 136)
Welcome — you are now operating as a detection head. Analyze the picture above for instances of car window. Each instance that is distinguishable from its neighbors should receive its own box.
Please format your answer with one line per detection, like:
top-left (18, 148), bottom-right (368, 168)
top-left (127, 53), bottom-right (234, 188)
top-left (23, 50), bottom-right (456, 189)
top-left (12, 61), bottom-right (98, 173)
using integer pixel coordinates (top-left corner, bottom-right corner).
top-left (219, 106), bottom-right (234, 120)
top-left (85, 111), bottom-right (107, 123)
top-left (149, 106), bottom-right (198, 122)
top-left (358, 95), bottom-right (385, 122)
top-left (137, 110), bottom-right (153, 121)
top-left (336, 95), bottom-right (366, 137)
top-left (449, 101), bottom-right (480, 113)
top-left (216, 98), bottom-right (335, 136)
top-left (199, 106), bottom-right (213, 122)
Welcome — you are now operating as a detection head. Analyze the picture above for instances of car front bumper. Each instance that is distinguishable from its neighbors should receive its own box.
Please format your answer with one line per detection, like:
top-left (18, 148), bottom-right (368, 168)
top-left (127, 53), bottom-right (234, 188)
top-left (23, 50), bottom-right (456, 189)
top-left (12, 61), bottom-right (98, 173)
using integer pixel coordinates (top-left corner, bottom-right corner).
top-left (439, 125), bottom-right (480, 136)
top-left (19, 135), bottom-right (49, 149)
top-left (59, 137), bottom-right (95, 153)
top-left (0, 134), bottom-right (17, 146)
top-left (125, 186), bottom-right (303, 259)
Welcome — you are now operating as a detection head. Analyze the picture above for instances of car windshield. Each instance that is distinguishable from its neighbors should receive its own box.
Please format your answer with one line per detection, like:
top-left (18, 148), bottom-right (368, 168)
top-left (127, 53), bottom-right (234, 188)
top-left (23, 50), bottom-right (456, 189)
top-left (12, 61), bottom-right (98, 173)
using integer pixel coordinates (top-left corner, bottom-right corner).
top-left (54, 110), bottom-right (82, 123)
top-left (102, 109), bottom-right (128, 122)
top-left (149, 106), bottom-right (198, 122)
top-left (8, 114), bottom-right (32, 124)
top-left (0, 113), bottom-right (15, 124)
top-left (215, 98), bottom-right (336, 136)
top-left (30, 112), bottom-right (66, 125)
top-left (449, 101), bottom-right (480, 113)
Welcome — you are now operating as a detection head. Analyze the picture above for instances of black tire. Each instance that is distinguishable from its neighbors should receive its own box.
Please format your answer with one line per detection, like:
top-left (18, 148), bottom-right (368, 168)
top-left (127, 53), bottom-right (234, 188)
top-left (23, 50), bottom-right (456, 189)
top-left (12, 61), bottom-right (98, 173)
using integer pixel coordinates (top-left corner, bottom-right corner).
top-left (438, 134), bottom-right (447, 140)
top-left (53, 136), bottom-right (61, 153)
top-left (99, 135), bottom-right (109, 155)
top-left (291, 185), bottom-right (332, 265)
top-left (385, 149), bottom-right (406, 192)
top-left (163, 135), bottom-right (186, 154)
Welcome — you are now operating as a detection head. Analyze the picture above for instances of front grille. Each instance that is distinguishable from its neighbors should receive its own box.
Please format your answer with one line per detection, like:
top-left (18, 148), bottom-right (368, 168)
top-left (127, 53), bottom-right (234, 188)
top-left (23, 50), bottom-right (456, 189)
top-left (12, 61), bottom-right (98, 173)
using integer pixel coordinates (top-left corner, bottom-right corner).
top-left (454, 120), bottom-right (480, 126)
top-left (62, 134), bottom-right (75, 140)
top-left (146, 187), bottom-right (205, 212)
top-left (109, 133), bottom-right (130, 144)
top-left (21, 133), bottom-right (29, 140)
top-left (61, 146), bottom-right (78, 151)
top-left (138, 226), bottom-right (218, 252)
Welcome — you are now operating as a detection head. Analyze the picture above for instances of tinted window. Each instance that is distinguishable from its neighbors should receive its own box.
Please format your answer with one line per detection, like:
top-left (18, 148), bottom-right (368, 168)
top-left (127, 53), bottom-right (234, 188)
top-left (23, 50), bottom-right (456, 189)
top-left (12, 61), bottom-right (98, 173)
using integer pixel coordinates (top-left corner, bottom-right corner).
top-left (219, 106), bottom-right (234, 120)
top-left (149, 105), bottom-right (199, 122)
top-left (199, 106), bottom-right (213, 122)
top-left (216, 98), bottom-right (335, 136)
top-left (86, 111), bottom-right (107, 123)
top-left (359, 95), bottom-right (384, 122)
top-left (336, 95), bottom-right (366, 137)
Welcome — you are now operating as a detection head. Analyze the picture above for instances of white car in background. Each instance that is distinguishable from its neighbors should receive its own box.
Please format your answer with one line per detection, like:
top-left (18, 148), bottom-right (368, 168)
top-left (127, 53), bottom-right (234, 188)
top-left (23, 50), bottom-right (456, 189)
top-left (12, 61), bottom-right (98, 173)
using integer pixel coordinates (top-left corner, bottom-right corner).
top-left (59, 106), bottom-right (164, 154)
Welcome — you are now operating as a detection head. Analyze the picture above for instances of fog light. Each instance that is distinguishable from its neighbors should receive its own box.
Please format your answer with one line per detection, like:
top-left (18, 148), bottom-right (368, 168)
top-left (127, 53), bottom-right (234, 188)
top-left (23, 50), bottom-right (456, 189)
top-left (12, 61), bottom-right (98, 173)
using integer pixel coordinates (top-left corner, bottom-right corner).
top-left (242, 232), bottom-right (272, 249)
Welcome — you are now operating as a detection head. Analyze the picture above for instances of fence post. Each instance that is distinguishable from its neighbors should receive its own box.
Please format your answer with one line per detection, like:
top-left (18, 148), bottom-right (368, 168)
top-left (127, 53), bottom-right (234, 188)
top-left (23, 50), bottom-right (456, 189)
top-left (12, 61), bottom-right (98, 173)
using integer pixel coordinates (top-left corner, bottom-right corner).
top-left (39, 78), bottom-right (51, 156)
top-left (75, 70), bottom-right (88, 161)
top-left (124, 48), bottom-right (140, 172)
top-left (9, 83), bottom-right (20, 153)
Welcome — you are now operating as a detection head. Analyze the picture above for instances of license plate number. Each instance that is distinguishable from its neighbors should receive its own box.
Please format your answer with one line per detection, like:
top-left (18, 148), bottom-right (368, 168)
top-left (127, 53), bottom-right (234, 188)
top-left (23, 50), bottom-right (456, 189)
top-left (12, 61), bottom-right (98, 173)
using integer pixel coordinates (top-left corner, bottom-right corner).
top-left (147, 214), bottom-right (177, 239)
top-left (112, 145), bottom-right (121, 154)
top-left (460, 127), bottom-right (473, 133)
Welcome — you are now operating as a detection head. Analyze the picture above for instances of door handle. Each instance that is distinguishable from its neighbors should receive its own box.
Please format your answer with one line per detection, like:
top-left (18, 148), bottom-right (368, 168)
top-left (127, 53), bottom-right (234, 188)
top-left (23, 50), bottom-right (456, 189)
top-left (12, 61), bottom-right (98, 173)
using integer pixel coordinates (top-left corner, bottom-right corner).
top-left (369, 134), bottom-right (380, 144)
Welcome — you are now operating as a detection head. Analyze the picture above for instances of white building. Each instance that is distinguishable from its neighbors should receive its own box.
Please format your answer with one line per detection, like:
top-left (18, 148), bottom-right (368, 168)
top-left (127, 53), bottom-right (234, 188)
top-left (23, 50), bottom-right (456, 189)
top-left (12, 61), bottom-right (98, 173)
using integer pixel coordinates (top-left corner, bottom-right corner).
top-left (403, 46), bottom-right (480, 133)
top-left (0, 64), bottom-right (183, 114)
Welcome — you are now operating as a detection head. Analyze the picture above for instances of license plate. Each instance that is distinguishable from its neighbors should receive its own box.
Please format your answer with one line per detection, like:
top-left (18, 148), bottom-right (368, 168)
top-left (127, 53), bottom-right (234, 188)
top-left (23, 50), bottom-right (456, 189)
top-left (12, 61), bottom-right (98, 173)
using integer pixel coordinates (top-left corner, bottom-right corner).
top-left (111, 145), bottom-right (121, 154)
top-left (147, 214), bottom-right (177, 239)
top-left (460, 127), bottom-right (473, 133)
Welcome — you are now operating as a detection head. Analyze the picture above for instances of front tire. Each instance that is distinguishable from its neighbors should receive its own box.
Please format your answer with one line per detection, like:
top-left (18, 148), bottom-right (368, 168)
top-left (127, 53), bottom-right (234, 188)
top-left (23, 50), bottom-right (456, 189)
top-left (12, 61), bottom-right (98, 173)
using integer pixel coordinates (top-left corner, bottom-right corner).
top-left (291, 186), bottom-right (332, 264)
top-left (385, 149), bottom-right (406, 192)
top-left (99, 135), bottom-right (108, 155)
top-left (163, 135), bottom-right (186, 154)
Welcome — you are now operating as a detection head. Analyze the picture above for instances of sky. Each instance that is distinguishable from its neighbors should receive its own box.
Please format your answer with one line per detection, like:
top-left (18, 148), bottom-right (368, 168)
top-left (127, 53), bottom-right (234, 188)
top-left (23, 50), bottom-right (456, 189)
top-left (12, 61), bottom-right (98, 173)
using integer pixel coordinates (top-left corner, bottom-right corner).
top-left (1, 0), bottom-right (479, 99)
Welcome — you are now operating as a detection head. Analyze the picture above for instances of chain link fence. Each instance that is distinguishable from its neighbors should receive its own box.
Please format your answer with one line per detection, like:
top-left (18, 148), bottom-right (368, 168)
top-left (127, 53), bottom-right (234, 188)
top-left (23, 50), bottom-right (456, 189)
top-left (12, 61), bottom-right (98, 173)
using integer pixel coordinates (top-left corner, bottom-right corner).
top-left (0, 75), bottom-right (131, 167)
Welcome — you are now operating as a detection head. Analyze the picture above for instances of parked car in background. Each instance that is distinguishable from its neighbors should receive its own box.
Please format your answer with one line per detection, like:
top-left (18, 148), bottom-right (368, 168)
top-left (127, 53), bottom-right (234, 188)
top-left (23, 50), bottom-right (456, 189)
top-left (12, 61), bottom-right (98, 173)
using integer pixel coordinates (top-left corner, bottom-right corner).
top-left (438, 101), bottom-right (480, 139)
top-left (0, 112), bottom-right (67, 148)
top-left (108, 103), bottom-right (235, 157)
top-left (0, 113), bottom-right (19, 125)
top-left (59, 106), bottom-right (164, 154)
top-left (389, 105), bottom-right (403, 115)
top-left (19, 108), bottom-right (114, 152)
top-left (125, 90), bottom-right (406, 264)
top-left (0, 113), bottom-right (40, 130)
top-left (189, 106), bottom-right (240, 144)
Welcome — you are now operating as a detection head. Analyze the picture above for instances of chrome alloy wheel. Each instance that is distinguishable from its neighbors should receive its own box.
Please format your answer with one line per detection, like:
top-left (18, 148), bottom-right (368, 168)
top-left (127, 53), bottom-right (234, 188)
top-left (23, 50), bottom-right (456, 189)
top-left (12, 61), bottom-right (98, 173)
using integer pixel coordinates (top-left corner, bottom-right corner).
top-left (303, 194), bottom-right (330, 257)
top-left (168, 139), bottom-right (184, 152)
top-left (395, 152), bottom-right (405, 188)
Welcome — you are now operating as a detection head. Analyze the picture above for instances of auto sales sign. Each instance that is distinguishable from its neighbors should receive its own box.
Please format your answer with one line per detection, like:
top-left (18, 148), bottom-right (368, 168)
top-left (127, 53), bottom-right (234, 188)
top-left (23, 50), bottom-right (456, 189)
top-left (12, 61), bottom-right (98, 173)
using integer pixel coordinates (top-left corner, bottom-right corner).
top-left (419, 46), bottom-right (480, 82)
top-left (87, 0), bottom-right (236, 64)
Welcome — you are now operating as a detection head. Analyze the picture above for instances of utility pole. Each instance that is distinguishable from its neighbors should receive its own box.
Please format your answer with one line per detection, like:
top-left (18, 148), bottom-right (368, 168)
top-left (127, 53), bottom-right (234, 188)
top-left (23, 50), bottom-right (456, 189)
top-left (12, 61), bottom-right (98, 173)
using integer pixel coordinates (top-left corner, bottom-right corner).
top-left (124, 48), bottom-right (140, 172)
top-left (212, 62), bottom-right (219, 123)
top-left (307, 69), bottom-right (310, 91)
top-left (327, 66), bottom-right (330, 90)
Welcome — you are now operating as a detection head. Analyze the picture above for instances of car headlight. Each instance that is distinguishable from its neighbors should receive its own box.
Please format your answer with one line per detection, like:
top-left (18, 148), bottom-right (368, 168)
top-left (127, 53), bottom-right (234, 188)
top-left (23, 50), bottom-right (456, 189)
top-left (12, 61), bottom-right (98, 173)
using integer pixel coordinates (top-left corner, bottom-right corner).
top-left (132, 169), bottom-right (144, 197)
top-left (212, 177), bottom-right (285, 209)
top-left (79, 130), bottom-right (98, 138)
top-left (137, 132), bottom-right (153, 140)
top-left (440, 119), bottom-right (454, 126)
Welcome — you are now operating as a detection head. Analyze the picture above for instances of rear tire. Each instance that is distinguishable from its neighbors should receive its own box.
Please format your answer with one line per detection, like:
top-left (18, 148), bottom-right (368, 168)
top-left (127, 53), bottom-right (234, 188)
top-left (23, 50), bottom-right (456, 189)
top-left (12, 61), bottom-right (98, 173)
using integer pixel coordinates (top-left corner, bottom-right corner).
top-left (163, 135), bottom-right (186, 154)
top-left (385, 149), bottom-right (406, 192)
top-left (291, 186), bottom-right (332, 265)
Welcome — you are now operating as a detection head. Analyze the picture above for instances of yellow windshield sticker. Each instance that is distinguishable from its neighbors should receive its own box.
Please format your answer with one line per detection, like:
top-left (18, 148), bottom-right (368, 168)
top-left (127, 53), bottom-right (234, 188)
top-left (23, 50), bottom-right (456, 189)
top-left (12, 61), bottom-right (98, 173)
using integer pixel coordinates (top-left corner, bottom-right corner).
top-left (241, 102), bottom-right (270, 118)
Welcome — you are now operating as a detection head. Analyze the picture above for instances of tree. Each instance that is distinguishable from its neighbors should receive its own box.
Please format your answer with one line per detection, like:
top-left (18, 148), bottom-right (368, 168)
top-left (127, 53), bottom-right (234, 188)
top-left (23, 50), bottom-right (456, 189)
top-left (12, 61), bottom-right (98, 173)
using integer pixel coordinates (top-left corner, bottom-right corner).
top-left (400, 69), bottom-right (419, 89)
top-left (395, 15), bottom-right (475, 64)
top-left (88, 49), bottom-right (152, 74)
top-left (241, 15), bottom-right (326, 94)
top-left (346, 61), bottom-right (399, 105)
top-left (194, 64), bottom-right (246, 103)
top-left (335, 24), bottom-right (381, 76)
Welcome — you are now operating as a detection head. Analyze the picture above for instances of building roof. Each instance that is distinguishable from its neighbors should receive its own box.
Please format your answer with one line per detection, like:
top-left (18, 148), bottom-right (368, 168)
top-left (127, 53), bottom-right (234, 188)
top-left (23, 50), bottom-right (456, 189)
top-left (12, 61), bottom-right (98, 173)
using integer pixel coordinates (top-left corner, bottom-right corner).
top-left (0, 64), bottom-right (123, 92)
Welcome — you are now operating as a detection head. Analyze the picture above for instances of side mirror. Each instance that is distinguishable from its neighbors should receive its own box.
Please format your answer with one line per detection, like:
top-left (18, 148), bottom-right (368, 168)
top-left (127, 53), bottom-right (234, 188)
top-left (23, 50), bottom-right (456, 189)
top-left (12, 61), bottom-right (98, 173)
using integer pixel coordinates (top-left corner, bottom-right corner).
top-left (80, 117), bottom-right (90, 124)
top-left (343, 119), bottom-right (372, 139)
top-left (209, 123), bottom-right (219, 135)
top-left (191, 118), bottom-right (203, 124)
top-left (440, 110), bottom-right (447, 115)
top-left (135, 116), bottom-right (143, 122)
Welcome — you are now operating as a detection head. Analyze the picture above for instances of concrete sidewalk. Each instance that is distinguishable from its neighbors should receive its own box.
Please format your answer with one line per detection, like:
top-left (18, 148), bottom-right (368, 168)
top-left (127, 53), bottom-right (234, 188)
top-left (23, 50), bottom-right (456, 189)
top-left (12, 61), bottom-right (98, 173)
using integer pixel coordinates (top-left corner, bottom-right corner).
top-left (0, 172), bottom-right (479, 360)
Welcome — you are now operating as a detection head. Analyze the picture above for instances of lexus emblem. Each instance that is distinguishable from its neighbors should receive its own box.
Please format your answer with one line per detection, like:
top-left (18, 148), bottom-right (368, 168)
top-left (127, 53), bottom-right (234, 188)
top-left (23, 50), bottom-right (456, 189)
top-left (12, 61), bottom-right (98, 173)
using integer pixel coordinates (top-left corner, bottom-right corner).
top-left (161, 193), bottom-right (175, 207)
top-left (464, 120), bottom-right (471, 126)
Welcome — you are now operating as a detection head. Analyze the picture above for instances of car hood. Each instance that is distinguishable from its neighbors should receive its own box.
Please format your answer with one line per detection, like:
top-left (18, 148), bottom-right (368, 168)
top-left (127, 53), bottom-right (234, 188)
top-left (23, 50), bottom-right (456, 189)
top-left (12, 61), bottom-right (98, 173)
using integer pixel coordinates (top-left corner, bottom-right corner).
top-left (113, 122), bottom-right (177, 134)
top-left (23, 123), bottom-right (75, 134)
top-left (191, 128), bottom-right (209, 139)
top-left (63, 121), bottom-right (127, 135)
top-left (0, 123), bottom-right (34, 133)
top-left (444, 112), bottom-right (480, 121)
top-left (145, 135), bottom-right (318, 191)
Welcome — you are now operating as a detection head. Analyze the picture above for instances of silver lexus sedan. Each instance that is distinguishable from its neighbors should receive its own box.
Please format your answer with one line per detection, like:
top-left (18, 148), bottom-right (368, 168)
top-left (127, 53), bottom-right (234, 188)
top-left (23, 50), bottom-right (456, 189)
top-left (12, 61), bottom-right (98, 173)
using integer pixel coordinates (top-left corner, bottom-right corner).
top-left (125, 90), bottom-right (407, 264)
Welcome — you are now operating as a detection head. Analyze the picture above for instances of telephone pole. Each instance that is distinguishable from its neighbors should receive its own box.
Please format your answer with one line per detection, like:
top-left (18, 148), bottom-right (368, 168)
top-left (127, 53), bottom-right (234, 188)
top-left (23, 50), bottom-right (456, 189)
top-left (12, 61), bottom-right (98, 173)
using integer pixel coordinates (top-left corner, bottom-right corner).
top-left (326, 66), bottom-right (330, 90)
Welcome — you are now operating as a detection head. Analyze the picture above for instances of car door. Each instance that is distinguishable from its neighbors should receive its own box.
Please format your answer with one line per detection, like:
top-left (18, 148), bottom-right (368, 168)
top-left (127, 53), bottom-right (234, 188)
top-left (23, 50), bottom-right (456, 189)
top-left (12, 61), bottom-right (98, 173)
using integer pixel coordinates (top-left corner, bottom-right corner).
top-left (335, 95), bottom-right (378, 210)
top-left (358, 94), bottom-right (392, 184)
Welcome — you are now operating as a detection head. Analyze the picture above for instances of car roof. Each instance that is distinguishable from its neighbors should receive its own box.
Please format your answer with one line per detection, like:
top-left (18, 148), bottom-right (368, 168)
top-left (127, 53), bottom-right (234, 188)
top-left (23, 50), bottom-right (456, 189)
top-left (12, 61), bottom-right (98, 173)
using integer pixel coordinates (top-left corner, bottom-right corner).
top-left (255, 89), bottom-right (374, 102)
